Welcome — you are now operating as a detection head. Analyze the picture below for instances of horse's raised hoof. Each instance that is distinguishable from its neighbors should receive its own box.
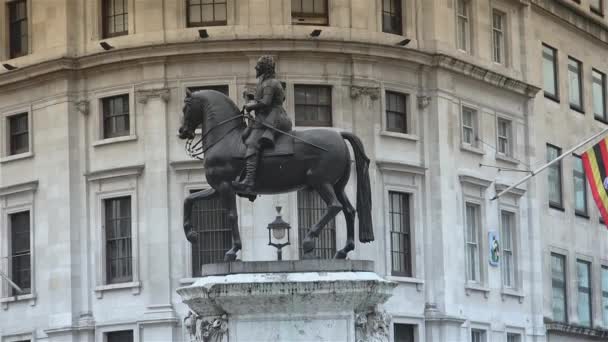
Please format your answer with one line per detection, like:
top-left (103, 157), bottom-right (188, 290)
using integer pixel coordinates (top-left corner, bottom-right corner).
top-left (224, 251), bottom-right (238, 262)
top-left (334, 250), bottom-right (348, 259)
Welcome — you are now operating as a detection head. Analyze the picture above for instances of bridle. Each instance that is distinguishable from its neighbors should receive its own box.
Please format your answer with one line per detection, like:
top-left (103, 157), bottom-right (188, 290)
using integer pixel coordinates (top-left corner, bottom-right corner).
top-left (185, 111), bottom-right (245, 160)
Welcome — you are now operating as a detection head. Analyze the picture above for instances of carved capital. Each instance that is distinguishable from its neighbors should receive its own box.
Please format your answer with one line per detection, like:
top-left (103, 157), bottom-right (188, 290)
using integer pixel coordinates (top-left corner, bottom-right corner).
top-left (417, 95), bottom-right (431, 109)
top-left (136, 88), bottom-right (171, 104)
top-left (355, 308), bottom-right (391, 342)
top-left (184, 311), bottom-right (228, 342)
top-left (350, 86), bottom-right (380, 100)
top-left (76, 100), bottom-right (89, 115)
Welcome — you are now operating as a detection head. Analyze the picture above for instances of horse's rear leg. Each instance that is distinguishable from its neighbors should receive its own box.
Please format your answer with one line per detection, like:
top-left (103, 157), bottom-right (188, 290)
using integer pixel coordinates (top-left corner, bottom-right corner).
top-left (334, 187), bottom-right (355, 259)
top-left (218, 182), bottom-right (241, 261)
top-left (302, 183), bottom-right (342, 258)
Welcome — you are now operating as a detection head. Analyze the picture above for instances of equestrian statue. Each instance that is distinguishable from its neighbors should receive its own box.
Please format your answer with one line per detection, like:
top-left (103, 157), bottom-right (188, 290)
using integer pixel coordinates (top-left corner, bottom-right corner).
top-left (178, 55), bottom-right (373, 260)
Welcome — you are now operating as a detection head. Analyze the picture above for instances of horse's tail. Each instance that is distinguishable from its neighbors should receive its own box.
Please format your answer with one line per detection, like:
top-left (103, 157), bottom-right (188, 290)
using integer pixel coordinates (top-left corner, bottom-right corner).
top-left (341, 132), bottom-right (374, 243)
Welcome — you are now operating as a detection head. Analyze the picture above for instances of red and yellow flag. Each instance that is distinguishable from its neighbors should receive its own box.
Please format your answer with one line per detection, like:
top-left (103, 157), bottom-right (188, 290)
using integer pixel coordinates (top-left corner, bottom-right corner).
top-left (582, 137), bottom-right (608, 224)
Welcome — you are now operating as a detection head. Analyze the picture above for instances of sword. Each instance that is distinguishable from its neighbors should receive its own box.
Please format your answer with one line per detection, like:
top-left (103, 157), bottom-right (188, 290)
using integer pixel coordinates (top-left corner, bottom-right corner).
top-left (244, 113), bottom-right (329, 152)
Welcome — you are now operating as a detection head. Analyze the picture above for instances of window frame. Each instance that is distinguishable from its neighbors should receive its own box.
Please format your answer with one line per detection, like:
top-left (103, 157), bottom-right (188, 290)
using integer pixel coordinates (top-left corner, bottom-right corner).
top-left (546, 144), bottom-right (564, 210)
top-left (7, 112), bottom-right (29, 156)
top-left (102, 94), bottom-right (131, 139)
top-left (591, 0), bottom-right (604, 16)
top-left (601, 265), bottom-right (608, 327)
top-left (593, 68), bottom-right (607, 123)
top-left (186, 0), bottom-right (228, 27)
top-left (542, 43), bottom-right (560, 102)
top-left (568, 56), bottom-right (584, 113)
top-left (382, 0), bottom-right (403, 35)
top-left (393, 322), bottom-right (416, 342)
top-left (461, 105), bottom-right (479, 148)
top-left (491, 9), bottom-right (506, 65)
top-left (470, 328), bottom-right (487, 342)
top-left (294, 84), bottom-right (333, 127)
top-left (496, 117), bottom-right (513, 157)
top-left (8, 210), bottom-right (31, 296)
top-left (1, 107), bottom-right (33, 162)
top-left (103, 196), bottom-right (133, 285)
top-left (576, 258), bottom-right (593, 327)
top-left (93, 87), bottom-right (137, 146)
top-left (105, 329), bottom-right (134, 342)
top-left (551, 252), bottom-right (568, 323)
top-left (464, 202), bottom-right (482, 283)
top-left (388, 191), bottom-right (412, 277)
top-left (385, 90), bottom-right (408, 134)
top-left (7, 0), bottom-right (28, 59)
top-left (573, 154), bottom-right (588, 217)
top-left (101, 0), bottom-right (129, 38)
top-left (456, 0), bottom-right (471, 53)
top-left (500, 210), bottom-right (516, 289)
top-left (291, 0), bottom-right (329, 26)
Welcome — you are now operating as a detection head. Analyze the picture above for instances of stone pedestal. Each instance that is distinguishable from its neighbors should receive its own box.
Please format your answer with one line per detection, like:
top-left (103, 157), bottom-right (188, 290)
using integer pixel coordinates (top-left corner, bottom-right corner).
top-left (177, 260), bottom-right (396, 342)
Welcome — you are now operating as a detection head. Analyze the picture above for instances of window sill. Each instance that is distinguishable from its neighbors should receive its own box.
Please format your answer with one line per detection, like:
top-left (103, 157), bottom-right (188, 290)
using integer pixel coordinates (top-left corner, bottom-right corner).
top-left (380, 131), bottom-right (419, 142)
top-left (460, 144), bottom-right (485, 156)
top-left (385, 276), bottom-right (424, 292)
top-left (495, 153), bottom-right (519, 165)
top-left (92, 135), bottom-right (137, 147)
top-left (575, 211), bottom-right (590, 219)
top-left (95, 281), bottom-right (141, 299)
top-left (595, 116), bottom-right (608, 125)
top-left (570, 105), bottom-right (585, 114)
top-left (465, 283), bottom-right (490, 298)
top-left (0, 151), bottom-right (33, 164)
top-left (0, 293), bottom-right (36, 310)
top-left (500, 288), bottom-right (524, 303)
top-left (544, 93), bottom-right (560, 103)
top-left (549, 203), bottom-right (566, 212)
top-left (179, 278), bottom-right (196, 285)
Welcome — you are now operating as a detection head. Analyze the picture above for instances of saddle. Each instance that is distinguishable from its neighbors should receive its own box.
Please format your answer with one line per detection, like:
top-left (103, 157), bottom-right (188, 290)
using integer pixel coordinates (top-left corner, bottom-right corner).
top-left (233, 133), bottom-right (295, 159)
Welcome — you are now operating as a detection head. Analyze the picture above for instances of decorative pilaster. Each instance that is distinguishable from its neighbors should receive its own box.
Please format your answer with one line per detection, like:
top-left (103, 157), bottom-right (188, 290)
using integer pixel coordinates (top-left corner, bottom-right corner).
top-left (136, 88), bottom-right (171, 104)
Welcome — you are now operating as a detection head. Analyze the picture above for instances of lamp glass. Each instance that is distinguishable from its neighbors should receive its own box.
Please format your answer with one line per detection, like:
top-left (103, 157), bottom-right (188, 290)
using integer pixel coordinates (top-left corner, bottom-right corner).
top-left (272, 226), bottom-right (286, 240)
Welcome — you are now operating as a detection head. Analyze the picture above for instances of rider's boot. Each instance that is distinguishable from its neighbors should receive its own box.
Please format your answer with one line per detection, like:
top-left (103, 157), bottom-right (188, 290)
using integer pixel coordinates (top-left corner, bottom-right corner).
top-left (233, 149), bottom-right (259, 192)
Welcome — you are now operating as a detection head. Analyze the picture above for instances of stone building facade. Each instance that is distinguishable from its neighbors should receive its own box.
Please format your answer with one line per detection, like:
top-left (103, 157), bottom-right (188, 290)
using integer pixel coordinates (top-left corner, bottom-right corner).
top-left (0, 0), bottom-right (606, 341)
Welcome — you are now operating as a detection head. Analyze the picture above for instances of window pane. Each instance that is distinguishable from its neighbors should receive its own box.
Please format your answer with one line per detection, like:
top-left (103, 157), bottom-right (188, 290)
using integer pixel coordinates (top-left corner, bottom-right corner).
top-left (394, 324), bottom-right (415, 342)
top-left (105, 197), bottom-right (132, 284)
top-left (465, 203), bottom-right (480, 282)
top-left (568, 58), bottom-right (582, 109)
top-left (107, 330), bottom-right (134, 342)
top-left (10, 211), bottom-right (31, 295)
top-left (577, 260), bottom-right (592, 327)
top-left (593, 70), bottom-right (606, 119)
top-left (102, 95), bottom-right (130, 138)
top-left (547, 145), bottom-right (562, 206)
top-left (602, 266), bottom-right (608, 326)
top-left (551, 254), bottom-right (567, 322)
top-left (389, 192), bottom-right (411, 277)
top-left (8, 0), bottom-right (28, 58)
top-left (543, 45), bottom-right (558, 97)
top-left (295, 85), bottom-right (332, 126)
top-left (574, 156), bottom-right (587, 214)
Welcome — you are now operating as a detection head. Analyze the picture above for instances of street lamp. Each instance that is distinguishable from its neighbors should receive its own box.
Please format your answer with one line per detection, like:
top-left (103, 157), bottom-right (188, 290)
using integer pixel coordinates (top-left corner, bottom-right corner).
top-left (267, 206), bottom-right (291, 261)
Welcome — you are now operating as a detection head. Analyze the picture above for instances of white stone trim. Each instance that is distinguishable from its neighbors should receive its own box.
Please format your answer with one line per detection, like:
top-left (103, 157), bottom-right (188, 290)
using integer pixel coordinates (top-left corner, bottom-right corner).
top-left (0, 104), bottom-right (34, 162)
top-left (379, 83), bottom-right (419, 139)
top-left (0, 330), bottom-right (35, 342)
top-left (89, 173), bottom-right (141, 299)
top-left (91, 86), bottom-right (137, 146)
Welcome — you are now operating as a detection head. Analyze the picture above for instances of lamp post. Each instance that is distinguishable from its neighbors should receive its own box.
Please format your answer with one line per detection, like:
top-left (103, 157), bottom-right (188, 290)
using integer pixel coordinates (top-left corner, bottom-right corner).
top-left (267, 206), bottom-right (291, 261)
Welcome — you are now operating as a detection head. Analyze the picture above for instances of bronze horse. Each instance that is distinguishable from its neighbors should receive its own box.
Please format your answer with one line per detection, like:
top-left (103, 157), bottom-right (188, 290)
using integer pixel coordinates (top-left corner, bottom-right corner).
top-left (178, 89), bottom-right (373, 260)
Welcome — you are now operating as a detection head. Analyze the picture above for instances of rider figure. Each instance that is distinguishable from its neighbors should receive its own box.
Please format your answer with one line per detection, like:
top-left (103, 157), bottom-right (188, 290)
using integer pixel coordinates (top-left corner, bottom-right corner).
top-left (232, 55), bottom-right (292, 192)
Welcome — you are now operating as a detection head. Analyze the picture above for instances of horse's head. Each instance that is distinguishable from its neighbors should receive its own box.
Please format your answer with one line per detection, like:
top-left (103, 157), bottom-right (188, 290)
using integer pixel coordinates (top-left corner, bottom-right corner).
top-left (178, 89), bottom-right (202, 140)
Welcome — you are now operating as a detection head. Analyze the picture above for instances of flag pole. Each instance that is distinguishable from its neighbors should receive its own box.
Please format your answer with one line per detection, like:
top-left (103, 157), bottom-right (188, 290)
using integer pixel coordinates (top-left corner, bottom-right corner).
top-left (0, 270), bottom-right (23, 294)
top-left (491, 127), bottom-right (608, 201)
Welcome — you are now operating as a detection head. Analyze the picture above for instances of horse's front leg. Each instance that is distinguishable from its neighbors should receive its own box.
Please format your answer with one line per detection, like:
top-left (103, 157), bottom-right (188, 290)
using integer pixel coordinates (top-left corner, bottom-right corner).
top-left (302, 183), bottom-right (343, 259)
top-left (183, 188), bottom-right (217, 243)
top-left (218, 182), bottom-right (241, 261)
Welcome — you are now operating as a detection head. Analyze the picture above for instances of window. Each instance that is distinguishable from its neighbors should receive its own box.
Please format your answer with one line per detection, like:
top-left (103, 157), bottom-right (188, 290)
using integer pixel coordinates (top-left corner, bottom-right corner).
top-left (385, 91), bottom-right (408, 133)
top-left (602, 266), bottom-right (608, 326)
top-left (543, 44), bottom-right (559, 100)
top-left (382, 0), bottom-right (402, 35)
top-left (573, 155), bottom-right (588, 216)
top-left (568, 57), bottom-right (583, 112)
top-left (291, 0), bottom-right (328, 26)
top-left (590, 0), bottom-right (603, 15)
top-left (551, 253), bottom-right (567, 322)
top-left (501, 211), bottom-right (515, 288)
top-left (492, 10), bottom-right (505, 64)
top-left (297, 189), bottom-right (336, 259)
top-left (187, 85), bottom-right (229, 96)
top-left (394, 323), bottom-right (415, 342)
top-left (471, 329), bottom-right (486, 342)
top-left (8, 113), bottom-right (29, 156)
top-left (102, 94), bottom-right (130, 139)
top-left (105, 197), bottom-right (132, 284)
top-left (190, 190), bottom-right (231, 277)
top-left (507, 333), bottom-right (521, 342)
top-left (8, 0), bottom-right (28, 58)
top-left (497, 118), bottom-right (512, 156)
top-left (462, 106), bottom-right (478, 147)
top-left (294, 85), bottom-right (332, 127)
top-left (456, 0), bottom-right (470, 52)
top-left (465, 203), bottom-right (481, 282)
top-left (102, 0), bottom-right (128, 38)
top-left (577, 260), bottom-right (592, 327)
top-left (106, 330), bottom-right (133, 342)
top-left (389, 192), bottom-right (411, 277)
top-left (547, 144), bottom-right (563, 209)
top-left (593, 69), bottom-right (606, 121)
top-left (9, 211), bottom-right (31, 296)
top-left (186, 0), bottom-right (227, 27)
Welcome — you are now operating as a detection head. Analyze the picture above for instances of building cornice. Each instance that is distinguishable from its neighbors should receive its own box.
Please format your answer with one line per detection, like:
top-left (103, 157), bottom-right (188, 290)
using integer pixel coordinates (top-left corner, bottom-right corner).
top-left (0, 40), bottom-right (539, 98)
top-left (494, 183), bottom-right (526, 197)
top-left (0, 180), bottom-right (38, 197)
top-left (376, 159), bottom-right (426, 175)
top-left (544, 319), bottom-right (608, 339)
top-left (85, 164), bottom-right (145, 182)
top-left (531, 0), bottom-right (608, 45)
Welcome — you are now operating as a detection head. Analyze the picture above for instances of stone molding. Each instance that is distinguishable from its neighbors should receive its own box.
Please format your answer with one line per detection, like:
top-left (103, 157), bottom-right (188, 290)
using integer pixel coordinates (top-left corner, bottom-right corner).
top-left (458, 174), bottom-right (493, 189)
top-left (544, 320), bottom-right (608, 339)
top-left (495, 183), bottom-right (526, 197)
top-left (0, 180), bottom-right (38, 197)
top-left (85, 164), bottom-right (145, 182)
top-left (376, 159), bottom-right (426, 175)
top-left (136, 88), bottom-right (171, 104)
top-left (350, 86), bottom-right (380, 100)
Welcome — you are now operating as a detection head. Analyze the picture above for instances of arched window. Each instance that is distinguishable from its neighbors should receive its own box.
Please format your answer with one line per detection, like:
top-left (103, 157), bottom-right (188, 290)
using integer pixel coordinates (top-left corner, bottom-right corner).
top-left (297, 189), bottom-right (336, 259)
top-left (190, 190), bottom-right (231, 276)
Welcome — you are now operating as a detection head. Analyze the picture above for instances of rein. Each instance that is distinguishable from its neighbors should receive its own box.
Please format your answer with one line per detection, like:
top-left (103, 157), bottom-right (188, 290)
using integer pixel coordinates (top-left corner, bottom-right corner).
top-left (185, 113), bottom-right (245, 159)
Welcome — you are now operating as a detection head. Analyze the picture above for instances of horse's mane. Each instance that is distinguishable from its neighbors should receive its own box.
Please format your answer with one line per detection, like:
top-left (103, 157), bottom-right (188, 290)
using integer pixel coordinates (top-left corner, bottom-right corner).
top-left (188, 90), bottom-right (241, 121)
